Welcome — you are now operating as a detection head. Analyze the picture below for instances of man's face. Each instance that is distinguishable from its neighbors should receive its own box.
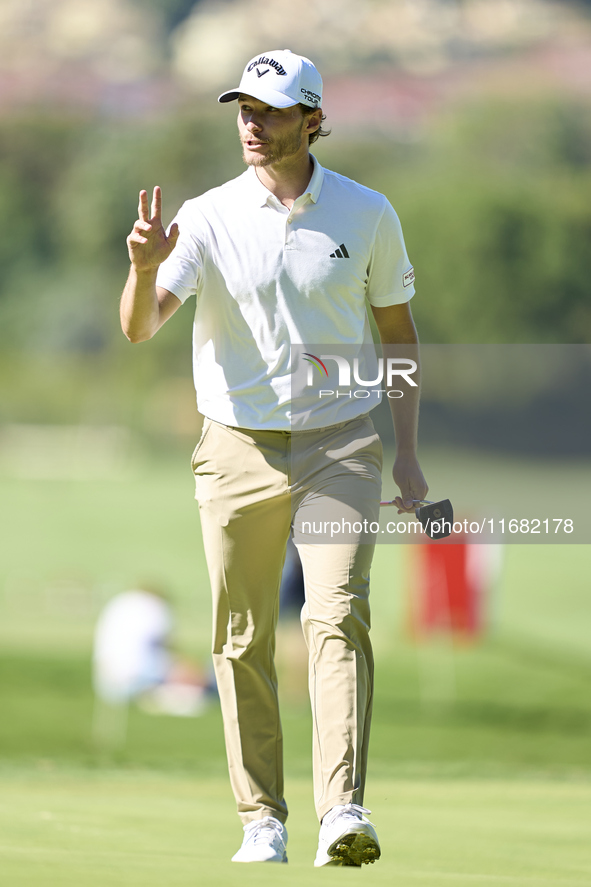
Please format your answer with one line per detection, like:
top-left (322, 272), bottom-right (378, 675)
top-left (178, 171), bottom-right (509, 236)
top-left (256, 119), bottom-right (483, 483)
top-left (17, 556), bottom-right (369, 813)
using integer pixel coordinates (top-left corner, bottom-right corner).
top-left (237, 95), bottom-right (309, 168)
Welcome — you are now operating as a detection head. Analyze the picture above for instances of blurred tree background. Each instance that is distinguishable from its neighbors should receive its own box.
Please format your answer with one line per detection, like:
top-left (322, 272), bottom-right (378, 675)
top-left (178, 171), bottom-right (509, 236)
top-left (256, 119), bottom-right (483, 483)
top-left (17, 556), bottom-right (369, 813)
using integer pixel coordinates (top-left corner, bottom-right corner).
top-left (0, 0), bottom-right (590, 441)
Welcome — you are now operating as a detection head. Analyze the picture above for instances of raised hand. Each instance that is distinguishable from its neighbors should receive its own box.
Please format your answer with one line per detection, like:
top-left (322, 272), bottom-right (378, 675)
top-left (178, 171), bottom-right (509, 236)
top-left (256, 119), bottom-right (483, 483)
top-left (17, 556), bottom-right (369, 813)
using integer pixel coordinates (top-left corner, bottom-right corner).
top-left (126, 186), bottom-right (179, 271)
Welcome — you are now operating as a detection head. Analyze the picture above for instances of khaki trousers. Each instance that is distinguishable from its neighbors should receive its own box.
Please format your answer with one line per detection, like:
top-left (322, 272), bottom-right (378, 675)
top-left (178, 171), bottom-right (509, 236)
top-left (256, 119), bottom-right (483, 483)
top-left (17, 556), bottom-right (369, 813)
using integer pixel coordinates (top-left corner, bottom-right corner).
top-left (191, 414), bottom-right (382, 824)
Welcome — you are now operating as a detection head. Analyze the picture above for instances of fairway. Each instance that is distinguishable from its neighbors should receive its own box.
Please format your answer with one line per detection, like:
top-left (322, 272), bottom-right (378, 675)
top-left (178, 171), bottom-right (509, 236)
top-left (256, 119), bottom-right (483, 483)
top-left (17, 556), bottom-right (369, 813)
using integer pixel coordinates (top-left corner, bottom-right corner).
top-left (1, 448), bottom-right (590, 885)
top-left (0, 769), bottom-right (589, 886)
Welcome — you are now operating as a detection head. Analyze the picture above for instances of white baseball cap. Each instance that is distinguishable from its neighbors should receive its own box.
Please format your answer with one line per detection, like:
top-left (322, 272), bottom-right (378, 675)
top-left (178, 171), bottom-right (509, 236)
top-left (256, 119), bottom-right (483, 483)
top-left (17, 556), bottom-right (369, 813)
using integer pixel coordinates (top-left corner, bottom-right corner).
top-left (218, 49), bottom-right (322, 109)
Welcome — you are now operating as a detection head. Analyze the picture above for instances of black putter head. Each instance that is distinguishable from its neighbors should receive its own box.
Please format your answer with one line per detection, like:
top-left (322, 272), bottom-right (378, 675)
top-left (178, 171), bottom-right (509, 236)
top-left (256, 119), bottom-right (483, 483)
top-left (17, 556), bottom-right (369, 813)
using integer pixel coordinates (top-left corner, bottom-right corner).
top-left (415, 499), bottom-right (454, 540)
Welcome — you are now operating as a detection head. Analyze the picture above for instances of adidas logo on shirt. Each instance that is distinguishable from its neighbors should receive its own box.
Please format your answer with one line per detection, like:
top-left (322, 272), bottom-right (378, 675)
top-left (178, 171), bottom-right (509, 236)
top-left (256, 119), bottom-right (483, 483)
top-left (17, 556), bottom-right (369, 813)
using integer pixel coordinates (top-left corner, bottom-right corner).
top-left (330, 243), bottom-right (349, 258)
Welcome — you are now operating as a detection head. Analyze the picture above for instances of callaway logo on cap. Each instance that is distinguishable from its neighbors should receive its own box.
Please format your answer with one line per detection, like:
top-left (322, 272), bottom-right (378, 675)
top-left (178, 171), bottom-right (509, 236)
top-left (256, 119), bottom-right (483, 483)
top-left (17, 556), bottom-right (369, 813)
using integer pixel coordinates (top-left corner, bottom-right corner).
top-left (218, 49), bottom-right (323, 109)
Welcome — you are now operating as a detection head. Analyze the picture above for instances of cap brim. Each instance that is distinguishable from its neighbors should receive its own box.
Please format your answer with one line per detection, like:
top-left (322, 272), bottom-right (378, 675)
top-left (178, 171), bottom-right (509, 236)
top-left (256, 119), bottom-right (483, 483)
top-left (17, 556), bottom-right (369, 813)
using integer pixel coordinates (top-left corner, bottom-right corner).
top-left (217, 86), bottom-right (299, 108)
top-left (217, 88), bottom-right (240, 104)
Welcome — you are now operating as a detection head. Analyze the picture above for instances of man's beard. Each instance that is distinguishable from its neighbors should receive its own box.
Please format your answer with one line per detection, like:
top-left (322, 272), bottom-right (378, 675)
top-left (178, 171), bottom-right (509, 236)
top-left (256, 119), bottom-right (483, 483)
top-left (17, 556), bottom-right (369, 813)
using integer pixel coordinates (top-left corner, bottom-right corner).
top-left (241, 122), bottom-right (305, 167)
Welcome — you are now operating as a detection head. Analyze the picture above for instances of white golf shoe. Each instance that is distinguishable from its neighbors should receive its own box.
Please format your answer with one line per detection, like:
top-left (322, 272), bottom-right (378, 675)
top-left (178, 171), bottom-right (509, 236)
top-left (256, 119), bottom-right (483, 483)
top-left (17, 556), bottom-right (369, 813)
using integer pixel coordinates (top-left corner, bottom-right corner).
top-left (231, 816), bottom-right (288, 863)
top-left (314, 803), bottom-right (381, 867)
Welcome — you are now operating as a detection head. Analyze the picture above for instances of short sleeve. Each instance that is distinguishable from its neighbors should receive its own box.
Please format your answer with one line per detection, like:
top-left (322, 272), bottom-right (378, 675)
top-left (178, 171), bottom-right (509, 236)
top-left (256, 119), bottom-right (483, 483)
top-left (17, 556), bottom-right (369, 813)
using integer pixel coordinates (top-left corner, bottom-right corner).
top-left (365, 199), bottom-right (415, 307)
top-left (156, 201), bottom-right (205, 304)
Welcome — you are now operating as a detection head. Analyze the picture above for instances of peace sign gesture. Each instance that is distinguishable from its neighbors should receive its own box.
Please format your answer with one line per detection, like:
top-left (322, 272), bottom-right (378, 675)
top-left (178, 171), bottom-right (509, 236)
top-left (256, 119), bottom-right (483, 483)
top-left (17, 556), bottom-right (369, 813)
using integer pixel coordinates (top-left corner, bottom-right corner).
top-left (127, 186), bottom-right (180, 271)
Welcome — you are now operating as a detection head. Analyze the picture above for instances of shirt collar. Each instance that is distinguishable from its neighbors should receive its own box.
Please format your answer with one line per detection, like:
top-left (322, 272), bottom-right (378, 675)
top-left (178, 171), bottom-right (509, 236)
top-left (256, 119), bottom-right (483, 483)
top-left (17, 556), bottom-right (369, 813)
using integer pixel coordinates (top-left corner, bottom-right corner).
top-left (306, 154), bottom-right (324, 204)
top-left (244, 154), bottom-right (325, 208)
top-left (245, 166), bottom-right (274, 208)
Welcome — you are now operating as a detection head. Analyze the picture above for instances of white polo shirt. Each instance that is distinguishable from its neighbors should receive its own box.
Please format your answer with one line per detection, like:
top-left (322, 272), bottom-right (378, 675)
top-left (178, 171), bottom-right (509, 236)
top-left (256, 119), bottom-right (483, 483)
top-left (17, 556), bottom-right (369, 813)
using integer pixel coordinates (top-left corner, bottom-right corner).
top-left (156, 156), bottom-right (414, 430)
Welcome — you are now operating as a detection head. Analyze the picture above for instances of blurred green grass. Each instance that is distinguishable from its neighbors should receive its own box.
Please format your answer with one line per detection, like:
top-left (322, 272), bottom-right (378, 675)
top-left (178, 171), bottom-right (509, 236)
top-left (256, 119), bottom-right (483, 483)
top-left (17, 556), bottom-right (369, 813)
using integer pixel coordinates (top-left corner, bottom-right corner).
top-left (1, 446), bottom-right (590, 885)
top-left (0, 770), bottom-right (589, 886)
top-left (1, 640), bottom-right (590, 775)
top-left (0, 446), bottom-right (590, 776)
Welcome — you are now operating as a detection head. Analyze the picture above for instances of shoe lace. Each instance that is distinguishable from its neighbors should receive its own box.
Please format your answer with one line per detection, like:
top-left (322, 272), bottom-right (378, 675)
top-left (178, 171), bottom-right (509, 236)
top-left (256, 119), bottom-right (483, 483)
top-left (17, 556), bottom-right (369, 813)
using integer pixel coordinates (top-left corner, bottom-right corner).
top-left (323, 803), bottom-right (372, 829)
top-left (244, 816), bottom-right (285, 845)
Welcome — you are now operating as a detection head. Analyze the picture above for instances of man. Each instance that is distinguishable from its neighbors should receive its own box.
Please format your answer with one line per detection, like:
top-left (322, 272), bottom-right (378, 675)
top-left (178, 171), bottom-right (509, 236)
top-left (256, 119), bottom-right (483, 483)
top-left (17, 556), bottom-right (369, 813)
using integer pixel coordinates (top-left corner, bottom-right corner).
top-left (120, 49), bottom-right (427, 867)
